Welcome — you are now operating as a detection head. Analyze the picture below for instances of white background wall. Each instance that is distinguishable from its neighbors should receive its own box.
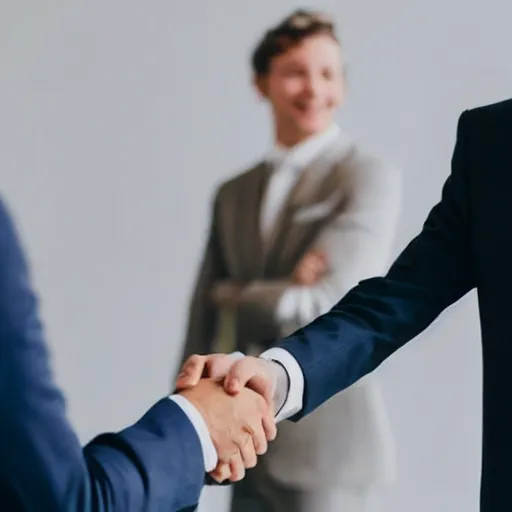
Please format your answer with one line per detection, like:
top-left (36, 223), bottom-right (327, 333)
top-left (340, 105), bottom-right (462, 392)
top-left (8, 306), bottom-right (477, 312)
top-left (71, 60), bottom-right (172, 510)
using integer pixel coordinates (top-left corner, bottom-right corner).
top-left (1, 1), bottom-right (511, 510)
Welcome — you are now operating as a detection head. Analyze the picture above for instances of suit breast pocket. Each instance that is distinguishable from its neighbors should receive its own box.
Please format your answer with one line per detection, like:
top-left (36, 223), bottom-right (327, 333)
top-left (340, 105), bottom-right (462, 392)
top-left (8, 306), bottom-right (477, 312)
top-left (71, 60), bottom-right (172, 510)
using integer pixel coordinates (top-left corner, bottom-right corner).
top-left (293, 202), bottom-right (335, 224)
top-left (292, 189), bottom-right (343, 224)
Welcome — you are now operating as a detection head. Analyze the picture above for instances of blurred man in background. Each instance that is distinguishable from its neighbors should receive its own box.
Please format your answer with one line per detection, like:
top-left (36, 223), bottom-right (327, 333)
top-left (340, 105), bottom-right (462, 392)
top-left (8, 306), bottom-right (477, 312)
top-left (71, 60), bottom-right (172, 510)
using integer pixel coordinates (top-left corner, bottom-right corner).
top-left (181, 9), bottom-right (401, 512)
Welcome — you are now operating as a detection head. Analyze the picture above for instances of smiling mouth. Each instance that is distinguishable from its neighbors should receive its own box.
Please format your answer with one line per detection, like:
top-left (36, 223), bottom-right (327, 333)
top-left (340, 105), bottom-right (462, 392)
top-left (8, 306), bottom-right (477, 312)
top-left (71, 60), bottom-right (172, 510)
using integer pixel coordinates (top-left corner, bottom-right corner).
top-left (294, 103), bottom-right (326, 115)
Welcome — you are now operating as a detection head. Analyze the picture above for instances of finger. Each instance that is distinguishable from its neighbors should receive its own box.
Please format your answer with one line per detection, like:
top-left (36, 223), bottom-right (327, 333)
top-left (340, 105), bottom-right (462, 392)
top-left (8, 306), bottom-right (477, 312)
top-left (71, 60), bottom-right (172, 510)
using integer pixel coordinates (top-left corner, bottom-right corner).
top-left (252, 393), bottom-right (276, 444)
top-left (206, 354), bottom-right (236, 380)
top-left (304, 255), bottom-right (323, 270)
top-left (312, 249), bottom-right (327, 260)
top-left (224, 359), bottom-right (253, 394)
top-left (297, 269), bottom-right (316, 285)
top-left (175, 355), bottom-right (207, 389)
top-left (319, 255), bottom-right (329, 271)
top-left (311, 262), bottom-right (327, 279)
top-left (209, 462), bottom-right (231, 483)
top-left (248, 373), bottom-right (275, 407)
top-left (225, 360), bottom-right (275, 405)
top-left (251, 409), bottom-right (273, 454)
top-left (318, 256), bottom-right (328, 270)
top-left (294, 270), bottom-right (305, 284)
top-left (304, 269), bottom-right (318, 284)
top-left (228, 452), bottom-right (246, 482)
top-left (303, 259), bottom-right (317, 271)
top-left (310, 255), bottom-right (326, 270)
top-left (298, 257), bottom-right (312, 268)
top-left (238, 432), bottom-right (258, 468)
top-left (262, 409), bottom-right (277, 443)
top-left (307, 250), bottom-right (324, 263)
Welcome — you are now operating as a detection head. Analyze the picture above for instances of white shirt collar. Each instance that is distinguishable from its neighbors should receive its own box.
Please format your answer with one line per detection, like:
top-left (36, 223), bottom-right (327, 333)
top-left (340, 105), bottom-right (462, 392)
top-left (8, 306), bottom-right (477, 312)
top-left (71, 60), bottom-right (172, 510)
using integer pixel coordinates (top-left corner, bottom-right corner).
top-left (266, 124), bottom-right (341, 171)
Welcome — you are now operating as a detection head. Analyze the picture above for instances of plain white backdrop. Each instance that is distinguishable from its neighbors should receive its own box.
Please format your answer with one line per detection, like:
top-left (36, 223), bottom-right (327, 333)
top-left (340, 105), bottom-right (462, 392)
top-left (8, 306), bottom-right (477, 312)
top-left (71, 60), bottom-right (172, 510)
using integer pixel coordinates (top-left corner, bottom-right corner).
top-left (1, 1), bottom-right (512, 510)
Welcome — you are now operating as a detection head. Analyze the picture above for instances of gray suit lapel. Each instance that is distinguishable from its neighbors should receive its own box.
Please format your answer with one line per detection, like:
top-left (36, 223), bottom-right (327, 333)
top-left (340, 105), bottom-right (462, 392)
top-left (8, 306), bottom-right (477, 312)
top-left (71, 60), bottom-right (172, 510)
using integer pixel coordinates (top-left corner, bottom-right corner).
top-left (231, 162), bottom-right (270, 280)
top-left (264, 142), bottom-right (355, 275)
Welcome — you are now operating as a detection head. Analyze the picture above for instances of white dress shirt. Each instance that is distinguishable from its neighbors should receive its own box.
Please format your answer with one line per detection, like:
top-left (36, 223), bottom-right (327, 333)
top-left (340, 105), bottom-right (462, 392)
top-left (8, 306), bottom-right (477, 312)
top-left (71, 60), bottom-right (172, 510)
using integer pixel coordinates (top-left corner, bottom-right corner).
top-left (261, 124), bottom-right (344, 329)
top-left (260, 124), bottom-right (340, 243)
top-left (258, 125), bottom-right (343, 422)
top-left (170, 128), bottom-right (343, 471)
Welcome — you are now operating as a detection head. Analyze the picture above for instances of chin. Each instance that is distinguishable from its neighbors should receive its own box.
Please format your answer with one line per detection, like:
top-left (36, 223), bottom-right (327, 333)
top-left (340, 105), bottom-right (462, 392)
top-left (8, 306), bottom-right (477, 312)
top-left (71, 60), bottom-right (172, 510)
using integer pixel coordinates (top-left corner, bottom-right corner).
top-left (297, 119), bottom-right (331, 136)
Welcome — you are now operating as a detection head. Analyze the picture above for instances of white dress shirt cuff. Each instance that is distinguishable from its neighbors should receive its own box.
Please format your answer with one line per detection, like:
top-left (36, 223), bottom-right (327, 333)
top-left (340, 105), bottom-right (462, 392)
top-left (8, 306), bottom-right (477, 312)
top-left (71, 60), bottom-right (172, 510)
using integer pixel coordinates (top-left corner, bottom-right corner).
top-left (259, 347), bottom-right (305, 422)
top-left (168, 394), bottom-right (218, 472)
top-left (167, 352), bottom-right (246, 473)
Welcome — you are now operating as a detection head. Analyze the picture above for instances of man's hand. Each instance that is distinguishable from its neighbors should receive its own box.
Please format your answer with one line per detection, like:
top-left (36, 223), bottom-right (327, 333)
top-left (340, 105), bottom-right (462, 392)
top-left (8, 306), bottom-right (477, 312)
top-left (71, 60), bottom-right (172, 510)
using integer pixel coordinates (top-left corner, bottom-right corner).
top-left (179, 378), bottom-right (276, 482)
top-left (176, 354), bottom-right (278, 407)
top-left (293, 249), bottom-right (328, 285)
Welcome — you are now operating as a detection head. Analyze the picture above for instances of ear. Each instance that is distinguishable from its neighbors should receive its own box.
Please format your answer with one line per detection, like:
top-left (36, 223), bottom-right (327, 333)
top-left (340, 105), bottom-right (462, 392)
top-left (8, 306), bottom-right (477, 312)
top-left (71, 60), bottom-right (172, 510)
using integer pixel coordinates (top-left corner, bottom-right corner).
top-left (253, 74), bottom-right (269, 100)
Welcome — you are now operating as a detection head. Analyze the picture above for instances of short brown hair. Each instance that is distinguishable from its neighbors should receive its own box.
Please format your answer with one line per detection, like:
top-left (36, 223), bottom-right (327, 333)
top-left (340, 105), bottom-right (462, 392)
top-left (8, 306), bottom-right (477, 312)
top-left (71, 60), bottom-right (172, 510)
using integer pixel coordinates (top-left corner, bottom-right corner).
top-left (251, 9), bottom-right (339, 77)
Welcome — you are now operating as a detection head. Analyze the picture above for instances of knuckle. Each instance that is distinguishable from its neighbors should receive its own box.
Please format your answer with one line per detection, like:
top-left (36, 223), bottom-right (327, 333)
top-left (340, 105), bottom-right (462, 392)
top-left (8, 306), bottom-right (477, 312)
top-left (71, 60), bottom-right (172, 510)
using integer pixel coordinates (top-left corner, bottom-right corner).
top-left (231, 360), bottom-right (245, 377)
top-left (188, 354), bottom-right (203, 366)
top-left (230, 454), bottom-right (241, 468)
top-left (237, 358), bottom-right (250, 370)
top-left (240, 430), bottom-right (252, 447)
top-left (230, 359), bottom-right (242, 372)
top-left (211, 353), bottom-right (229, 367)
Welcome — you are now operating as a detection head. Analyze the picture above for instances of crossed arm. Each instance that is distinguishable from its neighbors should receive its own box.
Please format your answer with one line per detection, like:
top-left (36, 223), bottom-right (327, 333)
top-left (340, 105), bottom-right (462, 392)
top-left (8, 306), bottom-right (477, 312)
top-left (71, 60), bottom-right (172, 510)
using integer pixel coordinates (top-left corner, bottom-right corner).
top-left (231, 159), bottom-right (402, 338)
top-left (185, 155), bottom-right (402, 364)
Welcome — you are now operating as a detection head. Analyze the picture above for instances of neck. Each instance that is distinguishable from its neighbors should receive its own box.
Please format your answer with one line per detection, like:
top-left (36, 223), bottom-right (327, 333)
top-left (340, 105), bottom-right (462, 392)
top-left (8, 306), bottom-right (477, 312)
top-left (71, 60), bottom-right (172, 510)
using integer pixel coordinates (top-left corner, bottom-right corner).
top-left (274, 122), bottom-right (311, 149)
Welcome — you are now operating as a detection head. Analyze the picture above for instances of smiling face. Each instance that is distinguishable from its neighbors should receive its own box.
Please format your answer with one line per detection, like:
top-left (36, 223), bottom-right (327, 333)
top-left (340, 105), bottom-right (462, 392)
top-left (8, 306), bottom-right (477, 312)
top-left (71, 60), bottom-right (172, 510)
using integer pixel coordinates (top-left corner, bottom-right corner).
top-left (255, 33), bottom-right (345, 147)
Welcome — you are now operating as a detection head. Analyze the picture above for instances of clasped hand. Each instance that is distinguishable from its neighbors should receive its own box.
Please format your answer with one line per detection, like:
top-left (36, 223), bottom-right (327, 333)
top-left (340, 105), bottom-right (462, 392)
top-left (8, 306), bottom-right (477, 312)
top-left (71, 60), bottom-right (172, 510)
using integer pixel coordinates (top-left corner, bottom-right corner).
top-left (177, 249), bottom-right (327, 482)
top-left (175, 354), bottom-right (277, 482)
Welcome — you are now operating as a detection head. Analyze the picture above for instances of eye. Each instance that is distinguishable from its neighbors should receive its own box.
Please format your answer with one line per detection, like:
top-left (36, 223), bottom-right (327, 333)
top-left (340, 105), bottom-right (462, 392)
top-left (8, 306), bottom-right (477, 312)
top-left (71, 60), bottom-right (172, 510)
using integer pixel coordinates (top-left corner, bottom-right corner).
top-left (285, 68), bottom-right (304, 77)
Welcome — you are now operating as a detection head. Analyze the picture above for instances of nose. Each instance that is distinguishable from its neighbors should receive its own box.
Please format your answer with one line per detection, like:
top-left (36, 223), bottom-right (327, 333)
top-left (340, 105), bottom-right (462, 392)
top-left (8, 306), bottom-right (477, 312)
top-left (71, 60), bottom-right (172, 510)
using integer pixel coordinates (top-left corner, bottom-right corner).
top-left (303, 74), bottom-right (322, 98)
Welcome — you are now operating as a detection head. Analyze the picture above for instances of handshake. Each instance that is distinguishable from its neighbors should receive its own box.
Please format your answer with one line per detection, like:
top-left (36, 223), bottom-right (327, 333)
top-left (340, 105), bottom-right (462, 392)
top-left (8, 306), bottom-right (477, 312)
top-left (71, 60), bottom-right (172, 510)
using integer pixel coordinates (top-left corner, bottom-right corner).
top-left (174, 353), bottom-right (280, 483)
top-left (174, 250), bottom-right (327, 482)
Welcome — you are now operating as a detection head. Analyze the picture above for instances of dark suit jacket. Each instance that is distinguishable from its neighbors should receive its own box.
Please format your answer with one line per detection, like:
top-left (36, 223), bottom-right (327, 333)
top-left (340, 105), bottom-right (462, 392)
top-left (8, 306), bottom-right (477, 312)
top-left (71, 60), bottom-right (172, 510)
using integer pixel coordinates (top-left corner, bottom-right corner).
top-left (0, 200), bottom-right (204, 510)
top-left (279, 99), bottom-right (512, 511)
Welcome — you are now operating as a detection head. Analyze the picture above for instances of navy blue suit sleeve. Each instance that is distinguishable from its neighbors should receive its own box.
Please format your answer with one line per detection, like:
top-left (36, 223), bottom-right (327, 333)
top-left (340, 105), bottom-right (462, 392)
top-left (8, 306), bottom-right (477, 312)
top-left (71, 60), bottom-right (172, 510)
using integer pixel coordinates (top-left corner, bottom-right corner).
top-left (280, 111), bottom-right (476, 418)
top-left (0, 201), bottom-right (205, 510)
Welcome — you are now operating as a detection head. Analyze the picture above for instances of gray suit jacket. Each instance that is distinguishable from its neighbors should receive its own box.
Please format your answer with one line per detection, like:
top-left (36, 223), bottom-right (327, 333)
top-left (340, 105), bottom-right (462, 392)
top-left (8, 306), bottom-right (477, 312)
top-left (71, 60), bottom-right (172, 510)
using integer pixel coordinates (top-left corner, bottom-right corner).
top-left (182, 136), bottom-right (401, 490)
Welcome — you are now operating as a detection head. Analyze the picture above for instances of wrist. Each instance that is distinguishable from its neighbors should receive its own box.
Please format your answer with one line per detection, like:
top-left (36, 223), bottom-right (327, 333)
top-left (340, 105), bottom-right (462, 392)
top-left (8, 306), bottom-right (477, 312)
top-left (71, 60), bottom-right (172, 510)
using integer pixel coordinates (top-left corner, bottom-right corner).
top-left (259, 347), bottom-right (304, 422)
top-left (262, 359), bottom-right (290, 416)
top-left (168, 394), bottom-right (218, 472)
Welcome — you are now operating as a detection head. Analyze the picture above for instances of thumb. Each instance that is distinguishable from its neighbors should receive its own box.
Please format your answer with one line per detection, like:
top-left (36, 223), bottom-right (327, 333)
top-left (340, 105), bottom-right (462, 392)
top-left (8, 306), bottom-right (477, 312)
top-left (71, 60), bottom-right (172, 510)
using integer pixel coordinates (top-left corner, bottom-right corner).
top-left (246, 374), bottom-right (274, 407)
top-left (207, 355), bottom-right (237, 380)
top-left (224, 358), bottom-right (274, 405)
